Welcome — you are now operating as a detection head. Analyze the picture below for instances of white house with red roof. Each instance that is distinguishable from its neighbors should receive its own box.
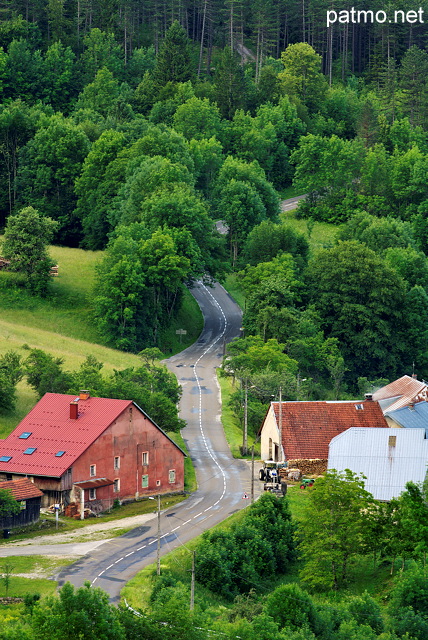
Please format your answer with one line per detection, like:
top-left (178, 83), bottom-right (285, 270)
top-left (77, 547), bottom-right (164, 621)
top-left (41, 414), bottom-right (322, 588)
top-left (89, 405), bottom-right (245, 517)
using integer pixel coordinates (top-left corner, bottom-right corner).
top-left (260, 399), bottom-right (388, 463)
top-left (0, 391), bottom-right (185, 513)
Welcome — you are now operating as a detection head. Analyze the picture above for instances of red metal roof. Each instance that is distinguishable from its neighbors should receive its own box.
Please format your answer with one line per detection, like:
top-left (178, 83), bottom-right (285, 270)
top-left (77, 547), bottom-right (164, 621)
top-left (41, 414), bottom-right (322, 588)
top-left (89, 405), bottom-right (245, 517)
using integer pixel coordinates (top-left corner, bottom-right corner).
top-left (0, 393), bottom-right (132, 478)
top-left (0, 477), bottom-right (44, 500)
top-left (372, 375), bottom-right (428, 412)
top-left (271, 400), bottom-right (388, 460)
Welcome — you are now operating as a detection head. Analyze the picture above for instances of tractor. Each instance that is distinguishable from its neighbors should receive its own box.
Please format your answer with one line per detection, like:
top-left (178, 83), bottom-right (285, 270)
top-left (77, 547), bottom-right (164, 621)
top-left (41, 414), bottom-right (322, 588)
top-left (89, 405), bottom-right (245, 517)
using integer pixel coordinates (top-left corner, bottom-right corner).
top-left (259, 460), bottom-right (288, 496)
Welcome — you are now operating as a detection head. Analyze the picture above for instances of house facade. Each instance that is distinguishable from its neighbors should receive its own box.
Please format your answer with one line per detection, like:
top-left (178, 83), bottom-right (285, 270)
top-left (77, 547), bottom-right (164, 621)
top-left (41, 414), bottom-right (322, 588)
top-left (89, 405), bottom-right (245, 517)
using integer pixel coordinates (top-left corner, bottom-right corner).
top-left (260, 399), bottom-right (388, 463)
top-left (0, 392), bottom-right (186, 513)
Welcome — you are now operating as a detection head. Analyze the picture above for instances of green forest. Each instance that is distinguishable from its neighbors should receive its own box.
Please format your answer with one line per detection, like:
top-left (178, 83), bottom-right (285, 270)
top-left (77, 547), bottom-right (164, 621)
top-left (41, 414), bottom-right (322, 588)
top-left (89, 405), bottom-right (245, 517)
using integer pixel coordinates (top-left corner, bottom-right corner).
top-left (2, 0), bottom-right (428, 395)
top-left (1, 3), bottom-right (428, 637)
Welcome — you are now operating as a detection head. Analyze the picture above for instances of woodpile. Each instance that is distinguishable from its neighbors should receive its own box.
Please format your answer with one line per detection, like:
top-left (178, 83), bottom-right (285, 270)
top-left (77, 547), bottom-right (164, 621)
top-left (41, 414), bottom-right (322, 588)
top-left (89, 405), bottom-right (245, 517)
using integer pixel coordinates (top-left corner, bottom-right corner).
top-left (282, 459), bottom-right (328, 480)
top-left (0, 257), bottom-right (58, 276)
top-left (64, 502), bottom-right (79, 517)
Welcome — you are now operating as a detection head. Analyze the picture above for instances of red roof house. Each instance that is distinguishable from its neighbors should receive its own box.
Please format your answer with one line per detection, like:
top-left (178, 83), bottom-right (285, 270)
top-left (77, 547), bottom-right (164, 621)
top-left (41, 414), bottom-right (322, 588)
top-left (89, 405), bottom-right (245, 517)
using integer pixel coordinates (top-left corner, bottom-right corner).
top-left (0, 391), bottom-right (186, 514)
top-left (260, 399), bottom-right (388, 463)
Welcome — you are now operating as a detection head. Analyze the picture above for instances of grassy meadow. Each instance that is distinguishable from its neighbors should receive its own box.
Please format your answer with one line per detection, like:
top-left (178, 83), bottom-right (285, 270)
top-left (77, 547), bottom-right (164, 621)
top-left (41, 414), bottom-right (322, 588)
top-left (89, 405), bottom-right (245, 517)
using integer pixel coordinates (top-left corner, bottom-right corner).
top-left (0, 241), bottom-right (203, 437)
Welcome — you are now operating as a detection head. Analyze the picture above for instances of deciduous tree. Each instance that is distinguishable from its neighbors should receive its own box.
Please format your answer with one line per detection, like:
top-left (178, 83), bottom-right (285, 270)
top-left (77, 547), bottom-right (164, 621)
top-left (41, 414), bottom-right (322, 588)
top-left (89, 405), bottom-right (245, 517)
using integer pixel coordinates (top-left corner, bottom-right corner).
top-left (1, 206), bottom-right (58, 296)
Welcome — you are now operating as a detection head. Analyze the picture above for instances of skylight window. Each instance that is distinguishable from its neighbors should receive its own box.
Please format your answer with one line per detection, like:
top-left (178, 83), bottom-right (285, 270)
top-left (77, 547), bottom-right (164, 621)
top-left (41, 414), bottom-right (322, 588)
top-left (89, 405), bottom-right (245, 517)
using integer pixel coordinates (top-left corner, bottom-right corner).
top-left (55, 451), bottom-right (65, 457)
top-left (355, 404), bottom-right (364, 410)
top-left (19, 432), bottom-right (32, 439)
top-left (24, 448), bottom-right (36, 454)
top-left (0, 456), bottom-right (12, 462)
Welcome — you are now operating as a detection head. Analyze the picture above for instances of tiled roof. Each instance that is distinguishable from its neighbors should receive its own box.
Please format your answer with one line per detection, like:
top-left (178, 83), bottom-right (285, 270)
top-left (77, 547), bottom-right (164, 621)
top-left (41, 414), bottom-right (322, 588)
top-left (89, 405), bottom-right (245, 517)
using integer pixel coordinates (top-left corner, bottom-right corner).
top-left (0, 393), bottom-right (132, 478)
top-left (271, 400), bottom-right (388, 460)
top-left (372, 376), bottom-right (428, 412)
top-left (0, 477), bottom-right (44, 500)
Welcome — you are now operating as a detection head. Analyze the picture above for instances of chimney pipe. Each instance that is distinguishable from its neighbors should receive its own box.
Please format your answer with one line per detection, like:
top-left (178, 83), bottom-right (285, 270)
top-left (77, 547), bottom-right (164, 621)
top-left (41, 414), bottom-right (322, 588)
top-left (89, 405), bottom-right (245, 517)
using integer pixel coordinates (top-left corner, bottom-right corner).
top-left (70, 401), bottom-right (78, 419)
top-left (364, 393), bottom-right (373, 401)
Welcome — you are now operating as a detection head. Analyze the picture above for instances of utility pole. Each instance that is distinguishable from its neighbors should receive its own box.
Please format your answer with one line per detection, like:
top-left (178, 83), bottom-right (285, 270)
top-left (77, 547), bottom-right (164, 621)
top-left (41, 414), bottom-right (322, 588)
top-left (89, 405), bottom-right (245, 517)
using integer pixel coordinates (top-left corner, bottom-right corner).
top-left (190, 551), bottom-right (195, 610)
top-left (156, 494), bottom-right (161, 576)
top-left (278, 386), bottom-right (283, 463)
top-left (251, 445), bottom-right (255, 503)
top-left (243, 378), bottom-right (248, 455)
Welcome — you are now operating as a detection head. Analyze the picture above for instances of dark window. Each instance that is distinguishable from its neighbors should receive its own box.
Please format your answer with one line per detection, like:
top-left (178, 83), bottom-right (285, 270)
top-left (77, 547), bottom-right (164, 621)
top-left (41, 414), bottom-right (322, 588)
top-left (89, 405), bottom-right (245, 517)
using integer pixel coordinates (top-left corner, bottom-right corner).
top-left (24, 448), bottom-right (36, 454)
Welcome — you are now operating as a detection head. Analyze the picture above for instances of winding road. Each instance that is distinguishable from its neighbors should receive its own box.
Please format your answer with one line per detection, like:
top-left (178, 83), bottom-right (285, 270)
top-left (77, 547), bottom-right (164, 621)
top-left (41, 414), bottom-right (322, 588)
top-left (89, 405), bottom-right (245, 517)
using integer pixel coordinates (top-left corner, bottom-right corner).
top-left (1, 281), bottom-right (257, 602)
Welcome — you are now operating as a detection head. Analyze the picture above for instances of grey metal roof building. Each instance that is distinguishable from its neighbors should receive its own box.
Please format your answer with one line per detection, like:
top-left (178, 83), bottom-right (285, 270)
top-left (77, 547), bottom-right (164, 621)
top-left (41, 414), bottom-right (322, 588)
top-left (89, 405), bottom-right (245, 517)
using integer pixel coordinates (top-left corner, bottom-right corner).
top-left (328, 427), bottom-right (428, 501)
top-left (385, 400), bottom-right (428, 435)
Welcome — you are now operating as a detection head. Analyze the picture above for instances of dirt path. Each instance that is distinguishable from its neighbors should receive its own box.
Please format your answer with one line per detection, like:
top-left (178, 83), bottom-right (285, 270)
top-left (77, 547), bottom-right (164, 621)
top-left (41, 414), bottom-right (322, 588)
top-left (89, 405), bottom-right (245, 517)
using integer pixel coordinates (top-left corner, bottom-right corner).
top-left (2, 512), bottom-right (156, 547)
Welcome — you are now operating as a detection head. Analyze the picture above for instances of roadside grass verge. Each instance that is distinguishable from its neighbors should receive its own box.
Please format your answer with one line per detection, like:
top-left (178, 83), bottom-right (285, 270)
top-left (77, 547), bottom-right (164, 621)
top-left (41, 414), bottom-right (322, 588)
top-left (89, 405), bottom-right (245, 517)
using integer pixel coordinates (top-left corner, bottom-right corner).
top-left (222, 273), bottom-right (245, 310)
top-left (217, 375), bottom-right (259, 459)
top-left (159, 286), bottom-right (204, 357)
top-left (0, 492), bottom-right (187, 544)
top-left (279, 185), bottom-right (305, 200)
top-left (121, 506), bottom-right (250, 610)
top-left (0, 577), bottom-right (57, 598)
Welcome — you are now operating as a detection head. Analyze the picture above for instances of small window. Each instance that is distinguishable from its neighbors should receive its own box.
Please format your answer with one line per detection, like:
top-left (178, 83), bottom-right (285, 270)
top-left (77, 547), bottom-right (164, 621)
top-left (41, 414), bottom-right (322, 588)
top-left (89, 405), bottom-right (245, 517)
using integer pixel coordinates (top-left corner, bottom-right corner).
top-left (388, 435), bottom-right (397, 447)
top-left (142, 452), bottom-right (149, 466)
top-left (24, 447), bottom-right (36, 455)
top-left (169, 469), bottom-right (176, 484)
top-left (20, 500), bottom-right (26, 510)
top-left (114, 456), bottom-right (120, 470)
top-left (89, 488), bottom-right (96, 500)
top-left (19, 432), bottom-right (32, 439)
top-left (90, 464), bottom-right (96, 477)
top-left (113, 478), bottom-right (120, 493)
top-left (156, 480), bottom-right (161, 487)
top-left (355, 404), bottom-right (364, 410)
top-left (0, 456), bottom-right (12, 462)
top-left (55, 451), bottom-right (65, 457)
top-left (142, 474), bottom-right (148, 488)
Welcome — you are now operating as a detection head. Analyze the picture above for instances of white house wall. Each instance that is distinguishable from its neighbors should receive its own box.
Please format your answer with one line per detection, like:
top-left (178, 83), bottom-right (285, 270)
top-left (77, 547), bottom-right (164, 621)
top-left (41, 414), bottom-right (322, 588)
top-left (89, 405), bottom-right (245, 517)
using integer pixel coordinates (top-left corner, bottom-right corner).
top-left (328, 428), bottom-right (428, 501)
top-left (260, 405), bottom-right (280, 461)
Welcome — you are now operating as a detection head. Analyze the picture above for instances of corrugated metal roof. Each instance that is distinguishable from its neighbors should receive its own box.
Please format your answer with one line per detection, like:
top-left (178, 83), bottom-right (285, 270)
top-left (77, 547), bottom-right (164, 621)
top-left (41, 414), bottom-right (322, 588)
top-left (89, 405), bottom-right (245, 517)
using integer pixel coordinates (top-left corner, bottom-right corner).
top-left (329, 427), bottom-right (428, 501)
top-left (385, 400), bottom-right (428, 434)
top-left (73, 478), bottom-right (114, 489)
top-left (372, 375), bottom-right (428, 412)
top-left (271, 400), bottom-right (388, 460)
top-left (0, 477), bottom-right (44, 500)
top-left (0, 393), bottom-right (132, 477)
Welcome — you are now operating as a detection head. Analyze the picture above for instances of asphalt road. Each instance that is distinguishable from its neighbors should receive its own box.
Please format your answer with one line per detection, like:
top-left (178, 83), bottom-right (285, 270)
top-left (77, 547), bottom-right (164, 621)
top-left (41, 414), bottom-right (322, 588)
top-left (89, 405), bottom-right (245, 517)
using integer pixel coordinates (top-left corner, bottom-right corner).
top-left (49, 280), bottom-right (259, 602)
top-left (280, 195), bottom-right (306, 212)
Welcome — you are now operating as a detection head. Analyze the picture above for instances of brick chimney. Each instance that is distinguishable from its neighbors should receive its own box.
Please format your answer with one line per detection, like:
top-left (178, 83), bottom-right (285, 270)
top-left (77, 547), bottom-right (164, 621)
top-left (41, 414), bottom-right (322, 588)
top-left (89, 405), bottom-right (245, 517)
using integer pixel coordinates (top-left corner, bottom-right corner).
top-left (70, 401), bottom-right (78, 419)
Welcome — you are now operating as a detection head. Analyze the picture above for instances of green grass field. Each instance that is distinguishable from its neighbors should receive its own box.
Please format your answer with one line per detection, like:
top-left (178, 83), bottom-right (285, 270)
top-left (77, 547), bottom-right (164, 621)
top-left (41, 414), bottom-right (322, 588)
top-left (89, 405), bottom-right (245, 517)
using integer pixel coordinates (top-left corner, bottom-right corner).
top-left (0, 242), bottom-right (203, 436)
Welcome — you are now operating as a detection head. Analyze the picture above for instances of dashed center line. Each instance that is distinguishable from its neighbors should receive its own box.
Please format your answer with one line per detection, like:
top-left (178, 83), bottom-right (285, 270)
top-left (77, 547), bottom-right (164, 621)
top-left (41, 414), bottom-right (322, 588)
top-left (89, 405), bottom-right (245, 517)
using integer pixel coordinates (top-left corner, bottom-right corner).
top-left (90, 283), bottom-right (231, 585)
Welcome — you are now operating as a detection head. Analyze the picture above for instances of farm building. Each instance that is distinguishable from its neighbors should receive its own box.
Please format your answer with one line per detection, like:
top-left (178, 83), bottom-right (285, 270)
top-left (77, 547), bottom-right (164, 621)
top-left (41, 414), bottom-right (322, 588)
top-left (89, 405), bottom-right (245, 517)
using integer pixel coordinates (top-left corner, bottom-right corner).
top-left (384, 399), bottom-right (428, 432)
top-left (0, 477), bottom-right (43, 531)
top-left (372, 375), bottom-right (428, 413)
top-left (0, 391), bottom-right (185, 514)
top-left (328, 427), bottom-right (428, 501)
top-left (259, 399), bottom-right (388, 468)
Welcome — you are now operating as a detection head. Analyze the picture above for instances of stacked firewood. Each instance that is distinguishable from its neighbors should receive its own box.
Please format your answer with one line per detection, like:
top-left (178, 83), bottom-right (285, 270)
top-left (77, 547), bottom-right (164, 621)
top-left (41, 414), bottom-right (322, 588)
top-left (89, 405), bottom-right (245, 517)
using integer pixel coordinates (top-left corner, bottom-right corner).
top-left (284, 459), bottom-right (328, 477)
